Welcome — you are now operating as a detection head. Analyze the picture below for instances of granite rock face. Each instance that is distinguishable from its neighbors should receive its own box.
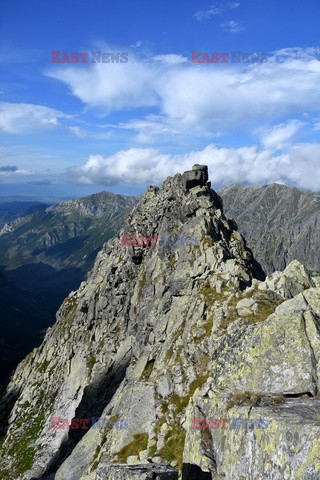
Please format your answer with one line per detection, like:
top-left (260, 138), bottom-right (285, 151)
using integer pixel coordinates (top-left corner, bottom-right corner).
top-left (0, 165), bottom-right (319, 480)
top-left (219, 182), bottom-right (320, 274)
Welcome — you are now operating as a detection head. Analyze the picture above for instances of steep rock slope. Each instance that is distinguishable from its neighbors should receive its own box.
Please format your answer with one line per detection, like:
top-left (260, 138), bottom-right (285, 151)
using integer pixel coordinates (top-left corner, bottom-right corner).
top-left (0, 166), bottom-right (319, 480)
top-left (219, 183), bottom-right (320, 274)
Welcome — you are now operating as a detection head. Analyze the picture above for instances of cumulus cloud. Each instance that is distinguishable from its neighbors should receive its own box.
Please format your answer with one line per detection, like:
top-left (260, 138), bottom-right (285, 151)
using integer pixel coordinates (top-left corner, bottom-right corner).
top-left (46, 47), bottom-right (320, 141)
top-left (0, 102), bottom-right (70, 134)
top-left (258, 120), bottom-right (305, 149)
top-left (220, 20), bottom-right (244, 32)
top-left (68, 148), bottom-right (177, 185)
top-left (67, 143), bottom-right (320, 190)
top-left (194, 2), bottom-right (240, 21)
top-left (47, 55), bottom-right (159, 114)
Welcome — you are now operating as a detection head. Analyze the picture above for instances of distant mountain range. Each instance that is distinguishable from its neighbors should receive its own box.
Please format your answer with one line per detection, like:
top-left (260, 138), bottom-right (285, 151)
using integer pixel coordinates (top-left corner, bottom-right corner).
top-left (0, 191), bottom-right (137, 271)
top-left (0, 192), bottom-right (137, 384)
top-left (0, 201), bottom-right (48, 229)
top-left (219, 183), bottom-right (320, 274)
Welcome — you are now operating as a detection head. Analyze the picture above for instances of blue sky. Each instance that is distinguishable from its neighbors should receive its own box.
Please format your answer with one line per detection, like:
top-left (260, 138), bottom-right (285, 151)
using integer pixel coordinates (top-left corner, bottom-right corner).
top-left (1, 0), bottom-right (320, 198)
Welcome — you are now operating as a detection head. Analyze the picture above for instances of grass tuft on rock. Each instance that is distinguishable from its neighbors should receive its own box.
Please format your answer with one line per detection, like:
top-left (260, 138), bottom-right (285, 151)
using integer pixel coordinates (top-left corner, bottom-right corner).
top-left (158, 426), bottom-right (185, 470)
top-left (116, 433), bottom-right (149, 463)
top-left (227, 391), bottom-right (285, 410)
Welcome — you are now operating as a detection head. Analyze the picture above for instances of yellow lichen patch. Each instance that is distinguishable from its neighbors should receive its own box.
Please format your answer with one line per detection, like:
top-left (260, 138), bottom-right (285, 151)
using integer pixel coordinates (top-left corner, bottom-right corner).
top-left (253, 419), bottom-right (280, 457)
top-left (295, 438), bottom-right (320, 478)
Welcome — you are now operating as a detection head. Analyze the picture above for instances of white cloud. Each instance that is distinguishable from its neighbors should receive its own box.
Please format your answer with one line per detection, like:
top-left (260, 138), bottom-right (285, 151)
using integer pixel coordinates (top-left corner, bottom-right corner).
top-left (46, 47), bottom-right (320, 141)
top-left (194, 5), bottom-right (222, 20)
top-left (68, 148), bottom-right (177, 185)
top-left (116, 114), bottom-right (222, 145)
top-left (67, 142), bottom-right (320, 190)
top-left (259, 120), bottom-right (305, 149)
top-left (194, 2), bottom-right (240, 21)
top-left (153, 54), bottom-right (188, 65)
top-left (0, 102), bottom-right (70, 134)
top-left (220, 20), bottom-right (244, 32)
top-left (68, 126), bottom-right (112, 139)
top-left (47, 56), bottom-right (159, 113)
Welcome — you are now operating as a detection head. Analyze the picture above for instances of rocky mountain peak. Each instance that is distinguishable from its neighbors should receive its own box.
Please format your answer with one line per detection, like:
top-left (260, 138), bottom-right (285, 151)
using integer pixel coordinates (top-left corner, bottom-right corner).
top-left (0, 166), bottom-right (320, 480)
top-left (115, 164), bottom-right (265, 283)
